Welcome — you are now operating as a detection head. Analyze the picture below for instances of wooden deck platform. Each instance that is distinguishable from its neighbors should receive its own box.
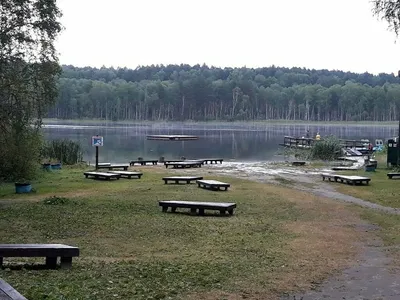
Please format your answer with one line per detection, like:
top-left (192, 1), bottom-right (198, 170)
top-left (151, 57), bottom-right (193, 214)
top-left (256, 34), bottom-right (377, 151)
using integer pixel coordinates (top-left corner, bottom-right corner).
top-left (0, 279), bottom-right (27, 300)
top-left (165, 161), bottom-right (203, 169)
top-left (108, 171), bottom-right (143, 179)
top-left (159, 200), bottom-right (236, 216)
top-left (147, 135), bottom-right (199, 141)
top-left (84, 171), bottom-right (121, 180)
top-left (0, 244), bottom-right (79, 269)
top-left (321, 173), bottom-right (370, 185)
top-left (129, 160), bottom-right (158, 166)
top-left (97, 164), bottom-right (129, 171)
top-left (197, 179), bottom-right (230, 191)
top-left (162, 176), bottom-right (203, 184)
top-left (387, 173), bottom-right (400, 179)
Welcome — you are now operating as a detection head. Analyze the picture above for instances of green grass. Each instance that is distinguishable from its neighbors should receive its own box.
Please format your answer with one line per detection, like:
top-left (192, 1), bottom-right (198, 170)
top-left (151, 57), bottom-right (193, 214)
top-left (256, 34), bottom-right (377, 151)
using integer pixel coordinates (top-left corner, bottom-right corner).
top-left (1, 166), bottom-right (328, 300)
top-left (333, 154), bottom-right (400, 208)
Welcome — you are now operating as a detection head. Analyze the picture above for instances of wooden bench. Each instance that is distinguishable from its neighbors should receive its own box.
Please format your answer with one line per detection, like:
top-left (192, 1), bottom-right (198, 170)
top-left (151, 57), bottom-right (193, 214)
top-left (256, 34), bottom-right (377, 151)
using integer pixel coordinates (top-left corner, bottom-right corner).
top-left (108, 171), bottom-right (143, 179)
top-left (336, 175), bottom-right (371, 185)
top-left (129, 160), bottom-right (158, 166)
top-left (84, 171), bottom-right (121, 180)
top-left (0, 244), bottom-right (79, 269)
top-left (97, 164), bottom-right (129, 171)
top-left (195, 158), bottom-right (223, 164)
top-left (387, 173), bottom-right (400, 179)
top-left (321, 173), bottom-right (338, 182)
top-left (197, 179), bottom-right (230, 191)
top-left (0, 279), bottom-right (27, 300)
top-left (159, 200), bottom-right (236, 216)
top-left (162, 176), bottom-right (203, 184)
top-left (164, 161), bottom-right (203, 169)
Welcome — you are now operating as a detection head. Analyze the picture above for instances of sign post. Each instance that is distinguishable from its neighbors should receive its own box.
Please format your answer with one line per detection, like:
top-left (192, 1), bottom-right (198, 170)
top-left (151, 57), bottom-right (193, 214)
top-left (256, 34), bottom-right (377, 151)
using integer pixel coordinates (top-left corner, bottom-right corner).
top-left (91, 135), bottom-right (104, 170)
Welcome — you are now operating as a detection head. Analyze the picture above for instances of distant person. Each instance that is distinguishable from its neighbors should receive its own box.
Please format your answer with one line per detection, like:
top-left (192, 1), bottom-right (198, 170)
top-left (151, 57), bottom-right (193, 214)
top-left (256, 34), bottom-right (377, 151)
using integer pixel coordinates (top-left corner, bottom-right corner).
top-left (315, 132), bottom-right (321, 141)
top-left (306, 130), bottom-right (310, 145)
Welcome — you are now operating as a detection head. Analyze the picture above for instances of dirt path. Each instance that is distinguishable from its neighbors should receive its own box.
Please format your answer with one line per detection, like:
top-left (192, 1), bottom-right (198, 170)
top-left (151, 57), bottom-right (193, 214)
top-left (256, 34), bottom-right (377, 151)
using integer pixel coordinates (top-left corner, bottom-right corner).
top-left (173, 162), bottom-right (400, 299)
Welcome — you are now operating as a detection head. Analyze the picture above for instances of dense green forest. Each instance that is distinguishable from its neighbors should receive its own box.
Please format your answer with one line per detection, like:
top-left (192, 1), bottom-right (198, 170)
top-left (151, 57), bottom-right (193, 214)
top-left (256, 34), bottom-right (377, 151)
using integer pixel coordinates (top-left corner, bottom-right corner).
top-left (50, 64), bottom-right (400, 121)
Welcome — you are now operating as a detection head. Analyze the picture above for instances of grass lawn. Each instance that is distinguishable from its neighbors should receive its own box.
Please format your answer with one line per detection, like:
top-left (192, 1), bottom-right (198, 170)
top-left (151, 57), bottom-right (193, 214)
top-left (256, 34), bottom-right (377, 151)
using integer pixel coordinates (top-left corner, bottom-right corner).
top-left (333, 154), bottom-right (400, 208)
top-left (0, 166), bottom-right (365, 299)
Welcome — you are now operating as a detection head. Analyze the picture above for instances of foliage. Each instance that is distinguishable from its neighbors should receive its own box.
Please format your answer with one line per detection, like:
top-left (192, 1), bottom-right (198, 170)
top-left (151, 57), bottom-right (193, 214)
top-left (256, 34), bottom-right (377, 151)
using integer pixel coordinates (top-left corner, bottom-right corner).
top-left (48, 64), bottom-right (400, 122)
top-left (309, 136), bottom-right (342, 161)
top-left (41, 139), bottom-right (83, 165)
top-left (0, 0), bottom-right (62, 181)
top-left (42, 196), bottom-right (70, 205)
top-left (373, 0), bottom-right (400, 35)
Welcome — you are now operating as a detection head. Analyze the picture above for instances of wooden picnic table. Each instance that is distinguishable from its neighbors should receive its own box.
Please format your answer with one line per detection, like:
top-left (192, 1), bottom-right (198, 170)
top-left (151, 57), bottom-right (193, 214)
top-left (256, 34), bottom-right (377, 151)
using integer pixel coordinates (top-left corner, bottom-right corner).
top-left (0, 279), bottom-right (27, 300)
top-left (336, 175), bottom-right (371, 185)
top-left (321, 173), bottom-right (338, 182)
top-left (162, 176), bottom-right (203, 184)
top-left (159, 200), bottom-right (236, 216)
top-left (84, 171), bottom-right (121, 180)
top-left (196, 179), bottom-right (230, 191)
top-left (0, 244), bottom-right (79, 269)
top-left (108, 171), bottom-right (143, 179)
top-left (194, 158), bottom-right (223, 164)
top-left (129, 160), bottom-right (158, 166)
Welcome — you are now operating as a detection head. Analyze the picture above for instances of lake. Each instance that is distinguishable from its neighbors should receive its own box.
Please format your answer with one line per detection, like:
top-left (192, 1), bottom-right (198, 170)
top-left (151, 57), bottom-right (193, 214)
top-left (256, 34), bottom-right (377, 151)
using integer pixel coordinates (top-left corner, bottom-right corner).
top-left (42, 122), bottom-right (398, 164)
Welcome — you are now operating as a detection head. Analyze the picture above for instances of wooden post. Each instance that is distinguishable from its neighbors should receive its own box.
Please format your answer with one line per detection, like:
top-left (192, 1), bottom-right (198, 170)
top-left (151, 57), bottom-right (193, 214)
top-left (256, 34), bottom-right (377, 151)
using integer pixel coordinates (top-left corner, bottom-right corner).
top-left (95, 146), bottom-right (99, 170)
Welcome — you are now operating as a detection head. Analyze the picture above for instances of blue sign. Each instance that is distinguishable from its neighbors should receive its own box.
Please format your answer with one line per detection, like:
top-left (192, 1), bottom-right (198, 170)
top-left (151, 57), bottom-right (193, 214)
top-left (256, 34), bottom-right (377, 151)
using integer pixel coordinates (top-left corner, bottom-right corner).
top-left (92, 136), bottom-right (104, 147)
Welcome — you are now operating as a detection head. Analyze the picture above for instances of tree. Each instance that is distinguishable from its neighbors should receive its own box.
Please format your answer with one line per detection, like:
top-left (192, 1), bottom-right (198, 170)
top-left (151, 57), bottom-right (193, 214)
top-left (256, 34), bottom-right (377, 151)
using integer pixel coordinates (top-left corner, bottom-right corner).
top-left (373, 0), bottom-right (400, 35)
top-left (0, 0), bottom-right (62, 180)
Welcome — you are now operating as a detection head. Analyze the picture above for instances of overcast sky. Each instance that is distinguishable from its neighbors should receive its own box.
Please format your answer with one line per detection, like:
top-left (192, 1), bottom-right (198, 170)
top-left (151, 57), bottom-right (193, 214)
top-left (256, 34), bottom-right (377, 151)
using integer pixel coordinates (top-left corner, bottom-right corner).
top-left (56, 0), bottom-right (400, 74)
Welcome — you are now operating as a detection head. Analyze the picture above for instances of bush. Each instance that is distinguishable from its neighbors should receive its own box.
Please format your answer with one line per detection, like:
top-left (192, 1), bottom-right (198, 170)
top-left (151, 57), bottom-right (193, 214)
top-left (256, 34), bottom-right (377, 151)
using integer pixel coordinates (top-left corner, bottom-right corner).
top-left (309, 136), bottom-right (342, 161)
top-left (42, 196), bottom-right (70, 205)
top-left (0, 126), bottom-right (42, 182)
top-left (41, 139), bottom-right (83, 165)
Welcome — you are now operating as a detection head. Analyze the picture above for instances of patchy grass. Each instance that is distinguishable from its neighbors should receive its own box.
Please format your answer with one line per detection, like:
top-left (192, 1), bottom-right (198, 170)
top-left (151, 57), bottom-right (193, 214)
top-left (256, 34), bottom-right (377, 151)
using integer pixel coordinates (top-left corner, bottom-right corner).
top-left (332, 163), bottom-right (400, 208)
top-left (0, 166), bottom-right (365, 299)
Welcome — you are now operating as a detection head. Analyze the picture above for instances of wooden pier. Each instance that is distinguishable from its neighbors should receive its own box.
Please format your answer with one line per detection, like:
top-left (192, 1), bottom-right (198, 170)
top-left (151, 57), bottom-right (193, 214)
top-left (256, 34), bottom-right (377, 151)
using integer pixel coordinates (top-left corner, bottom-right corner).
top-left (130, 159), bottom-right (158, 166)
top-left (147, 135), bottom-right (199, 141)
top-left (280, 136), bottom-right (313, 149)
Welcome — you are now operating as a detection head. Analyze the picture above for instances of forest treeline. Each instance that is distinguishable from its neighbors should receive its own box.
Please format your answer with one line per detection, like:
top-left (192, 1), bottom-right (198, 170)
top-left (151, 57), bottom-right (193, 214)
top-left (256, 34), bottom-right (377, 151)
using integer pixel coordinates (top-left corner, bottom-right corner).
top-left (50, 64), bottom-right (400, 121)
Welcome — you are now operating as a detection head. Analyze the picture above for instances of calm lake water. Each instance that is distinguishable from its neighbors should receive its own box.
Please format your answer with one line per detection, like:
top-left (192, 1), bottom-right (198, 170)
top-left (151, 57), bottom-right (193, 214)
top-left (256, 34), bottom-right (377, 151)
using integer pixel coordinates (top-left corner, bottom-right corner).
top-left (42, 122), bottom-right (398, 164)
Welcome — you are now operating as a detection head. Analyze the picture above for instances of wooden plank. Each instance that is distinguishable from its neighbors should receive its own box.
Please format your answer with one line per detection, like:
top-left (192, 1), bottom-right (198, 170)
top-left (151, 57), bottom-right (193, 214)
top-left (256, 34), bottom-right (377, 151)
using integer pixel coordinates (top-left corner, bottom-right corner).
top-left (162, 176), bottom-right (203, 184)
top-left (0, 244), bottom-right (79, 257)
top-left (196, 180), bottom-right (230, 191)
top-left (0, 279), bottom-right (27, 300)
top-left (97, 164), bottom-right (129, 170)
top-left (108, 171), bottom-right (143, 179)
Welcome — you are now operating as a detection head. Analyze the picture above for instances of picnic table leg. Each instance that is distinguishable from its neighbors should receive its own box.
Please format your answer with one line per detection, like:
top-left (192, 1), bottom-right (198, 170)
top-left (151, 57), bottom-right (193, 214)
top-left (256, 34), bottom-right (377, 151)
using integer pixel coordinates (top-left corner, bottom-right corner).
top-left (199, 209), bottom-right (205, 216)
top-left (186, 180), bottom-right (190, 184)
top-left (60, 257), bottom-right (73, 269)
top-left (164, 180), bottom-right (167, 184)
top-left (162, 206), bottom-right (168, 212)
top-left (220, 210), bottom-right (225, 215)
top-left (45, 256), bottom-right (57, 269)
top-left (0, 257), bottom-right (3, 267)
top-left (228, 209), bottom-right (234, 215)
top-left (171, 207), bottom-right (177, 213)
top-left (190, 208), bottom-right (197, 215)
top-left (175, 180), bottom-right (179, 184)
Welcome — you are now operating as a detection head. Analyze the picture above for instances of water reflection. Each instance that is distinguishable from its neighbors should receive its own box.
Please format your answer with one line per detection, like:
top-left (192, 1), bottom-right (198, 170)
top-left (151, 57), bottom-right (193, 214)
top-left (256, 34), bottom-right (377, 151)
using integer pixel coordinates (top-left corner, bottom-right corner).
top-left (42, 123), bottom-right (398, 163)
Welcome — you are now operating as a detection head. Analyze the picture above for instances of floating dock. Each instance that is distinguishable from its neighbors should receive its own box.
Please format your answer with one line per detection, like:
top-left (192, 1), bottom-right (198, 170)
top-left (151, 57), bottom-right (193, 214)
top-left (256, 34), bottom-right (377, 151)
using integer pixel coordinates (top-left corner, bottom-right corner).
top-left (146, 135), bottom-right (199, 141)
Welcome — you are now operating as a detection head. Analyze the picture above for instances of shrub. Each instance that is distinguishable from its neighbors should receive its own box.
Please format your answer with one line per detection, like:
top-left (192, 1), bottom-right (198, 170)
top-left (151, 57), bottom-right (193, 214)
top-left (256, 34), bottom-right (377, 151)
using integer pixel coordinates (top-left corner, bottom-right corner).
top-left (41, 139), bottom-right (83, 165)
top-left (309, 135), bottom-right (342, 161)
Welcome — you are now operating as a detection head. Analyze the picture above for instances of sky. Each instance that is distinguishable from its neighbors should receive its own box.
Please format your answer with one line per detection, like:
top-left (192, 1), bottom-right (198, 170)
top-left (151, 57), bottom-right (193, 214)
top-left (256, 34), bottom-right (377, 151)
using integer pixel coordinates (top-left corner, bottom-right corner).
top-left (56, 0), bottom-right (400, 75)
